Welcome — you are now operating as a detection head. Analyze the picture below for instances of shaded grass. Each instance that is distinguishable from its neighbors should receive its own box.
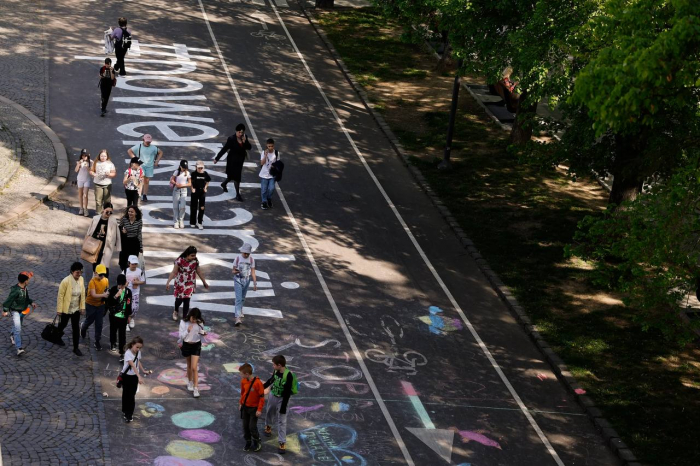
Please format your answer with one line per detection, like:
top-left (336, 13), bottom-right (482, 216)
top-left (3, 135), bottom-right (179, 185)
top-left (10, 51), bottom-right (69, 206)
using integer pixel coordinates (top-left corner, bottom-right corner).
top-left (317, 7), bottom-right (700, 466)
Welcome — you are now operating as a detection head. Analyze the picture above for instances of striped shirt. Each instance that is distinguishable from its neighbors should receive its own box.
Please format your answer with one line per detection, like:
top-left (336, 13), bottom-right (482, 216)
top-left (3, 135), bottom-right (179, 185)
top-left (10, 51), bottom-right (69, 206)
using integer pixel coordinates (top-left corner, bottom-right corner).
top-left (119, 218), bottom-right (143, 251)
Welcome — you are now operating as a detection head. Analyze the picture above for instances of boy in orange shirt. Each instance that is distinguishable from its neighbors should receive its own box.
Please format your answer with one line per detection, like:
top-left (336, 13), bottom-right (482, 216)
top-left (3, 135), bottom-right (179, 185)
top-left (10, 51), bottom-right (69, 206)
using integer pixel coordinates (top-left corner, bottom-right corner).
top-left (239, 363), bottom-right (265, 452)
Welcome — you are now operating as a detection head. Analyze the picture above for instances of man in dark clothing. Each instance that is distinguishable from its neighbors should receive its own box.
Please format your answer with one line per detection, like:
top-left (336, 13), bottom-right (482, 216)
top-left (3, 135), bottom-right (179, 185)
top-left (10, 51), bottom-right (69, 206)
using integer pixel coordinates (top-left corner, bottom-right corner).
top-left (262, 355), bottom-right (294, 454)
top-left (99, 58), bottom-right (116, 116)
top-left (111, 17), bottom-right (129, 76)
top-left (214, 123), bottom-right (251, 201)
top-left (190, 160), bottom-right (211, 229)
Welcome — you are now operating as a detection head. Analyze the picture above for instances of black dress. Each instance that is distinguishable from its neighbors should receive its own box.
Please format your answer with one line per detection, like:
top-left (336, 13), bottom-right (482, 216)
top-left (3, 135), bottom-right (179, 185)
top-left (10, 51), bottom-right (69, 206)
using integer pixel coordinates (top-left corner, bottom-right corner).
top-left (215, 135), bottom-right (252, 183)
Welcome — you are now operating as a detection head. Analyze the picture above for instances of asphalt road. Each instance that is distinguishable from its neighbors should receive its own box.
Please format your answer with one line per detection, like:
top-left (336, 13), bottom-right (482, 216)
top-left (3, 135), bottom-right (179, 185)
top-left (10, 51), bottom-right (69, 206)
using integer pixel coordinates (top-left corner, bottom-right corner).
top-left (49, 0), bottom-right (620, 464)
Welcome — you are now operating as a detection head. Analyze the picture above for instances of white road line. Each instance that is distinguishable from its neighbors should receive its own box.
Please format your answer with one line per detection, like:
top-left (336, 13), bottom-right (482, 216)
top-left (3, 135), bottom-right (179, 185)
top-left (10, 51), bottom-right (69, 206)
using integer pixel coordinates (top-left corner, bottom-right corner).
top-left (269, 4), bottom-right (566, 466)
top-left (196, 1), bottom-right (414, 464)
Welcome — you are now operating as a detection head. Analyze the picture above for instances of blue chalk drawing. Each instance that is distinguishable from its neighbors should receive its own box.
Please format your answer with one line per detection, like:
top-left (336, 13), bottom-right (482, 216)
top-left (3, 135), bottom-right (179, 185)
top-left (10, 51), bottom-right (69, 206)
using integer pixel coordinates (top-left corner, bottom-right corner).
top-left (299, 423), bottom-right (367, 466)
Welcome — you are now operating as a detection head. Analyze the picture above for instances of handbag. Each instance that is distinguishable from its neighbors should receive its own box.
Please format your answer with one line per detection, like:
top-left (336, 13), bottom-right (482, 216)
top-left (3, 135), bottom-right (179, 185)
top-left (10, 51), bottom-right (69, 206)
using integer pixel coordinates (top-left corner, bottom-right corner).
top-left (240, 377), bottom-right (258, 419)
top-left (41, 315), bottom-right (64, 344)
top-left (269, 150), bottom-right (284, 182)
top-left (116, 353), bottom-right (139, 388)
top-left (81, 235), bottom-right (104, 263)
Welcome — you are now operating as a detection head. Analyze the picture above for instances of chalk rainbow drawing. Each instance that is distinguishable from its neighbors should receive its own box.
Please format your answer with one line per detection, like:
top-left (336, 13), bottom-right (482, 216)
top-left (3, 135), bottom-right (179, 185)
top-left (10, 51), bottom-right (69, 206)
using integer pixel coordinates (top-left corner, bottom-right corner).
top-left (179, 429), bottom-right (222, 444)
top-left (458, 430), bottom-right (502, 449)
top-left (298, 423), bottom-right (367, 465)
top-left (419, 306), bottom-right (463, 335)
top-left (153, 457), bottom-right (213, 466)
top-left (171, 411), bottom-right (216, 429)
top-left (165, 440), bottom-right (215, 461)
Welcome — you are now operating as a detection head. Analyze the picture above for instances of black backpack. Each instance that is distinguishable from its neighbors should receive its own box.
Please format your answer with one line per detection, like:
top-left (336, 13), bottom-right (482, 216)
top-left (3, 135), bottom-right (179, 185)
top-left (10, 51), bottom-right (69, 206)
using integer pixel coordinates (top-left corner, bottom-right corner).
top-left (117, 27), bottom-right (132, 51)
top-left (269, 150), bottom-right (284, 182)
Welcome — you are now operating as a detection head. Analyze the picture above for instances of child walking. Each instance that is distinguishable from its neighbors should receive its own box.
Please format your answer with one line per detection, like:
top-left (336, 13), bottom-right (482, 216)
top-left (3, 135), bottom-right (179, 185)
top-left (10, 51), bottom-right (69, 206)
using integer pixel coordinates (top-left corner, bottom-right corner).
top-left (170, 159), bottom-right (191, 229)
top-left (121, 336), bottom-right (153, 423)
top-left (108, 274), bottom-right (132, 362)
top-left (263, 355), bottom-right (294, 455)
top-left (2, 272), bottom-right (37, 356)
top-left (239, 363), bottom-right (265, 452)
top-left (177, 307), bottom-right (207, 398)
top-left (232, 243), bottom-right (257, 327)
top-left (259, 138), bottom-right (279, 210)
top-left (189, 160), bottom-right (211, 230)
top-left (124, 255), bottom-right (145, 330)
top-left (123, 157), bottom-right (144, 207)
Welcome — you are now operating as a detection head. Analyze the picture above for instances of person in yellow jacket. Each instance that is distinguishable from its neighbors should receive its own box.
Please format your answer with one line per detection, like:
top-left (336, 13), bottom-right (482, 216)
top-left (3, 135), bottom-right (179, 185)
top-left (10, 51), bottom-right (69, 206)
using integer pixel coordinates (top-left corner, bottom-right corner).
top-left (56, 262), bottom-right (87, 356)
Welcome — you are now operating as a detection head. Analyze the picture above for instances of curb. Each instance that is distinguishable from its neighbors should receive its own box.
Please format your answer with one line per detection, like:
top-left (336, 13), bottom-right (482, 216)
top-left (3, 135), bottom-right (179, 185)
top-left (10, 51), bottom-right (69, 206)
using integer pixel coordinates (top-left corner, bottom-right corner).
top-left (300, 4), bottom-right (638, 465)
top-left (0, 95), bottom-right (68, 227)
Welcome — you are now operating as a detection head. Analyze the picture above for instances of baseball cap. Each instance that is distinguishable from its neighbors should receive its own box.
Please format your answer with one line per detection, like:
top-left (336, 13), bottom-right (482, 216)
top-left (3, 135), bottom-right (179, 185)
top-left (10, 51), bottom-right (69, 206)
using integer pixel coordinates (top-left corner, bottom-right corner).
top-left (130, 157), bottom-right (143, 165)
top-left (80, 149), bottom-right (89, 156)
top-left (128, 255), bottom-right (139, 264)
top-left (239, 243), bottom-right (253, 254)
top-left (196, 160), bottom-right (205, 168)
top-left (180, 160), bottom-right (189, 169)
top-left (143, 134), bottom-right (153, 142)
top-left (95, 264), bottom-right (107, 275)
top-left (19, 271), bottom-right (34, 280)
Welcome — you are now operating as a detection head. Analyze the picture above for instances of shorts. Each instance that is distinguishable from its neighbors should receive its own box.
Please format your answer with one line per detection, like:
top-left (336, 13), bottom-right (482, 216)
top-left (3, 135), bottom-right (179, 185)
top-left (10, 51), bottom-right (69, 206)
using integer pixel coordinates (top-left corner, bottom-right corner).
top-left (77, 178), bottom-right (91, 188)
top-left (142, 164), bottom-right (154, 178)
top-left (181, 341), bottom-right (202, 357)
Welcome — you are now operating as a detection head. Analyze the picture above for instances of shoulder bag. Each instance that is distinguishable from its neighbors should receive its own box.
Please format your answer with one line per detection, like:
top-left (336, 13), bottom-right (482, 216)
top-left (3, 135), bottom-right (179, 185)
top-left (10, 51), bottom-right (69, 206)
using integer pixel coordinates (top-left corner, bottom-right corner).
top-left (81, 234), bottom-right (103, 263)
top-left (41, 315), bottom-right (64, 345)
top-left (116, 353), bottom-right (139, 388)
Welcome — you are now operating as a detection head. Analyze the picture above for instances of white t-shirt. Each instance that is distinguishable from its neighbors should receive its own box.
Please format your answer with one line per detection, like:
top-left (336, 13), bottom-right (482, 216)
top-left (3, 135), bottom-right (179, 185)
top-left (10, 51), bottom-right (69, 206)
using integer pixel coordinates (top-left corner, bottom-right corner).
top-left (234, 254), bottom-right (255, 280)
top-left (123, 349), bottom-right (141, 376)
top-left (93, 161), bottom-right (116, 186)
top-left (125, 267), bottom-right (145, 296)
top-left (259, 150), bottom-right (278, 179)
top-left (179, 319), bottom-right (204, 344)
top-left (77, 161), bottom-right (91, 183)
top-left (172, 169), bottom-right (191, 188)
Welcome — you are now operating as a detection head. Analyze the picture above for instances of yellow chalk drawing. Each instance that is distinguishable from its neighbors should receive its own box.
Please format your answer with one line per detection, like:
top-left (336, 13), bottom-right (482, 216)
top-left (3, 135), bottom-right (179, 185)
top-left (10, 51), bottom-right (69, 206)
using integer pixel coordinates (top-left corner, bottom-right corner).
top-left (165, 440), bottom-right (214, 460)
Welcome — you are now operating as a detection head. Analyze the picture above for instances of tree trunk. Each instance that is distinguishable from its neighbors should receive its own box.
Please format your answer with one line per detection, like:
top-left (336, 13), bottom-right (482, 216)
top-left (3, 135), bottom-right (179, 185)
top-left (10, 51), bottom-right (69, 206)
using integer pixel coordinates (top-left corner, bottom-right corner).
top-left (608, 134), bottom-right (645, 206)
top-left (315, 0), bottom-right (335, 7)
top-left (510, 100), bottom-right (537, 145)
top-left (435, 32), bottom-right (452, 72)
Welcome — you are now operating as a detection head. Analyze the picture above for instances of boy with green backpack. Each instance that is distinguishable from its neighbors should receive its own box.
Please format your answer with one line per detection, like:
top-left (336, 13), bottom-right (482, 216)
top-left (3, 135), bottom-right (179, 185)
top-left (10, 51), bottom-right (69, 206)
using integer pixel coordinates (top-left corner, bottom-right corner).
top-left (262, 354), bottom-right (298, 454)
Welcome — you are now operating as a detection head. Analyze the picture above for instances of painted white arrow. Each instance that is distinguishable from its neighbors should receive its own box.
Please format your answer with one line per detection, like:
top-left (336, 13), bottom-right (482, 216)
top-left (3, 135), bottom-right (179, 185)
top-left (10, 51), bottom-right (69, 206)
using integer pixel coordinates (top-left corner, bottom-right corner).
top-left (402, 381), bottom-right (454, 463)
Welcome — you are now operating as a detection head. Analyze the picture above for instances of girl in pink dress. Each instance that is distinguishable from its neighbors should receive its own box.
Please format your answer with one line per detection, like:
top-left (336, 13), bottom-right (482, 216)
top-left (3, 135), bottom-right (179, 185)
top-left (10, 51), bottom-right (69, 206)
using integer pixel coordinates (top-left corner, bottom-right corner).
top-left (165, 246), bottom-right (210, 321)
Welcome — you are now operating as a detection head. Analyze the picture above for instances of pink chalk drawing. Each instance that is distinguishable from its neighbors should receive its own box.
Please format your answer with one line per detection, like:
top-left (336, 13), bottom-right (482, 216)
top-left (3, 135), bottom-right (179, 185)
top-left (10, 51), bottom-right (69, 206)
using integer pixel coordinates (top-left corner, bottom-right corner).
top-left (289, 404), bottom-right (324, 414)
top-left (157, 368), bottom-right (211, 390)
top-left (153, 456), bottom-right (213, 466)
top-left (537, 373), bottom-right (547, 381)
top-left (179, 429), bottom-right (222, 444)
top-left (458, 430), bottom-right (502, 449)
top-left (574, 388), bottom-right (587, 395)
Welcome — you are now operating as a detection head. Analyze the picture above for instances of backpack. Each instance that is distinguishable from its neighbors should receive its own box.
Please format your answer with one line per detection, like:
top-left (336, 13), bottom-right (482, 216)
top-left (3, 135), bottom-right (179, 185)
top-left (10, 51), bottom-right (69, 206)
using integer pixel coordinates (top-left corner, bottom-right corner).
top-left (269, 150), bottom-right (284, 182)
top-left (282, 368), bottom-right (299, 395)
top-left (117, 27), bottom-right (132, 51)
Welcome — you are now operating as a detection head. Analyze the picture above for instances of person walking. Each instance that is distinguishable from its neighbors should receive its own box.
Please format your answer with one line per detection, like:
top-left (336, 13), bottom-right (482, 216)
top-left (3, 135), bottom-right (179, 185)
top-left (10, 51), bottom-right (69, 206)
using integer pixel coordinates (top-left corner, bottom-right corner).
top-left (259, 138), bottom-right (279, 210)
top-left (263, 355), bottom-right (295, 455)
top-left (123, 157), bottom-right (144, 207)
top-left (177, 307), bottom-right (207, 398)
top-left (232, 243), bottom-right (257, 327)
top-left (80, 265), bottom-right (109, 351)
top-left (108, 274), bottom-right (132, 360)
top-left (87, 202), bottom-right (121, 278)
top-left (111, 17), bottom-right (130, 77)
top-left (75, 149), bottom-right (92, 216)
top-left (239, 363), bottom-right (265, 452)
top-left (189, 161), bottom-right (211, 230)
top-left (99, 58), bottom-right (117, 116)
top-left (124, 255), bottom-right (145, 330)
top-left (2, 272), bottom-right (37, 356)
top-left (214, 123), bottom-right (251, 201)
top-left (118, 205), bottom-right (143, 273)
top-left (127, 134), bottom-right (163, 202)
top-left (170, 160), bottom-right (191, 229)
top-left (90, 149), bottom-right (117, 215)
top-left (56, 262), bottom-right (86, 356)
top-left (165, 246), bottom-right (210, 322)
top-left (121, 336), bottom-right (153, 423)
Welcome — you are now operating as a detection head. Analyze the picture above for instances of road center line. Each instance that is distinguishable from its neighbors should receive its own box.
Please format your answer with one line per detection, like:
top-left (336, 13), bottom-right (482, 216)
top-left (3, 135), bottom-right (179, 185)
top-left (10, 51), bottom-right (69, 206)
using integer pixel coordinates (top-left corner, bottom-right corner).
top-left (196, 1), bottom-right (414, 464)
top-left (270, 3), bottom-right (566, 465)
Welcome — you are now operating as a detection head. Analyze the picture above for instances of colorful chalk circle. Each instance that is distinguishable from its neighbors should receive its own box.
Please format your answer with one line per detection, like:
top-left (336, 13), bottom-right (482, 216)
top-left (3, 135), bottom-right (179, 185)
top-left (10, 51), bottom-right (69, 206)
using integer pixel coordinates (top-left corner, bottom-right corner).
top-left (281, 281), bottom-right (300, 289)
top-left (165, 440), bottom-right (215, 460)
top-left (179, 429), bottom-right (222, 444)
top-left (171, 411), bottom-right (216, 429)
top-left (152, 385), bottom-right (171, 395)
top-left (153, 457), bottom-right (213, 466)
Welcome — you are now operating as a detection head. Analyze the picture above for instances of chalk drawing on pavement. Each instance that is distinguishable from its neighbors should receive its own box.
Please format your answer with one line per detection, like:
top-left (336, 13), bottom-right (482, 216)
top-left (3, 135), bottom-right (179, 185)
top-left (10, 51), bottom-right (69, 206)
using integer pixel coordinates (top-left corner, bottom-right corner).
top-left (154, 457), bottom-right (213, 466)
top-left (298, 423), bottom-right (367, 465)
top-left (419, 306), bottom-right (463, 335)
top-left (165, 440), bottom-right (215, 461)
top-left (171, 411), bottom-right (216, 429)
top-left (280, 281), bottom-right (299, 289)
top-left (179, 429), bottom-right (222, 444)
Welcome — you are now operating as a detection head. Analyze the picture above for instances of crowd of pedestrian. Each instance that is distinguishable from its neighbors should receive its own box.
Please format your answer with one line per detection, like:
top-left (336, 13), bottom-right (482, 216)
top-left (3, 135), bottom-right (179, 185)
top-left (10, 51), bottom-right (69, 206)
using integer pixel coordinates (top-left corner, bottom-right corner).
top-left (2, 15), bottom-right (291, 453)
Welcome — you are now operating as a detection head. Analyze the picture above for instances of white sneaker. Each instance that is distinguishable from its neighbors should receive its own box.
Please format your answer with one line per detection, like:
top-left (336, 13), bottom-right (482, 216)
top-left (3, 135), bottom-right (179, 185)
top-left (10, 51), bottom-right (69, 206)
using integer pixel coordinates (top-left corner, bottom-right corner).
top-left (174, 222), bottom-right (180, 229)
top-left (126, 325), bottom-right (130, 332)
top-left (198, 223), bottom-right (203, 230)
top-left (193, 388), bottom-right (200, 398)
top-left (129, 318), bottom-right (135, 329)
top-left (179, 220), bottom-right (184, 229)
top-left (78, 208), bottom-right (84, 215)
top-left (187, 381), bottom-right (194, 391)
